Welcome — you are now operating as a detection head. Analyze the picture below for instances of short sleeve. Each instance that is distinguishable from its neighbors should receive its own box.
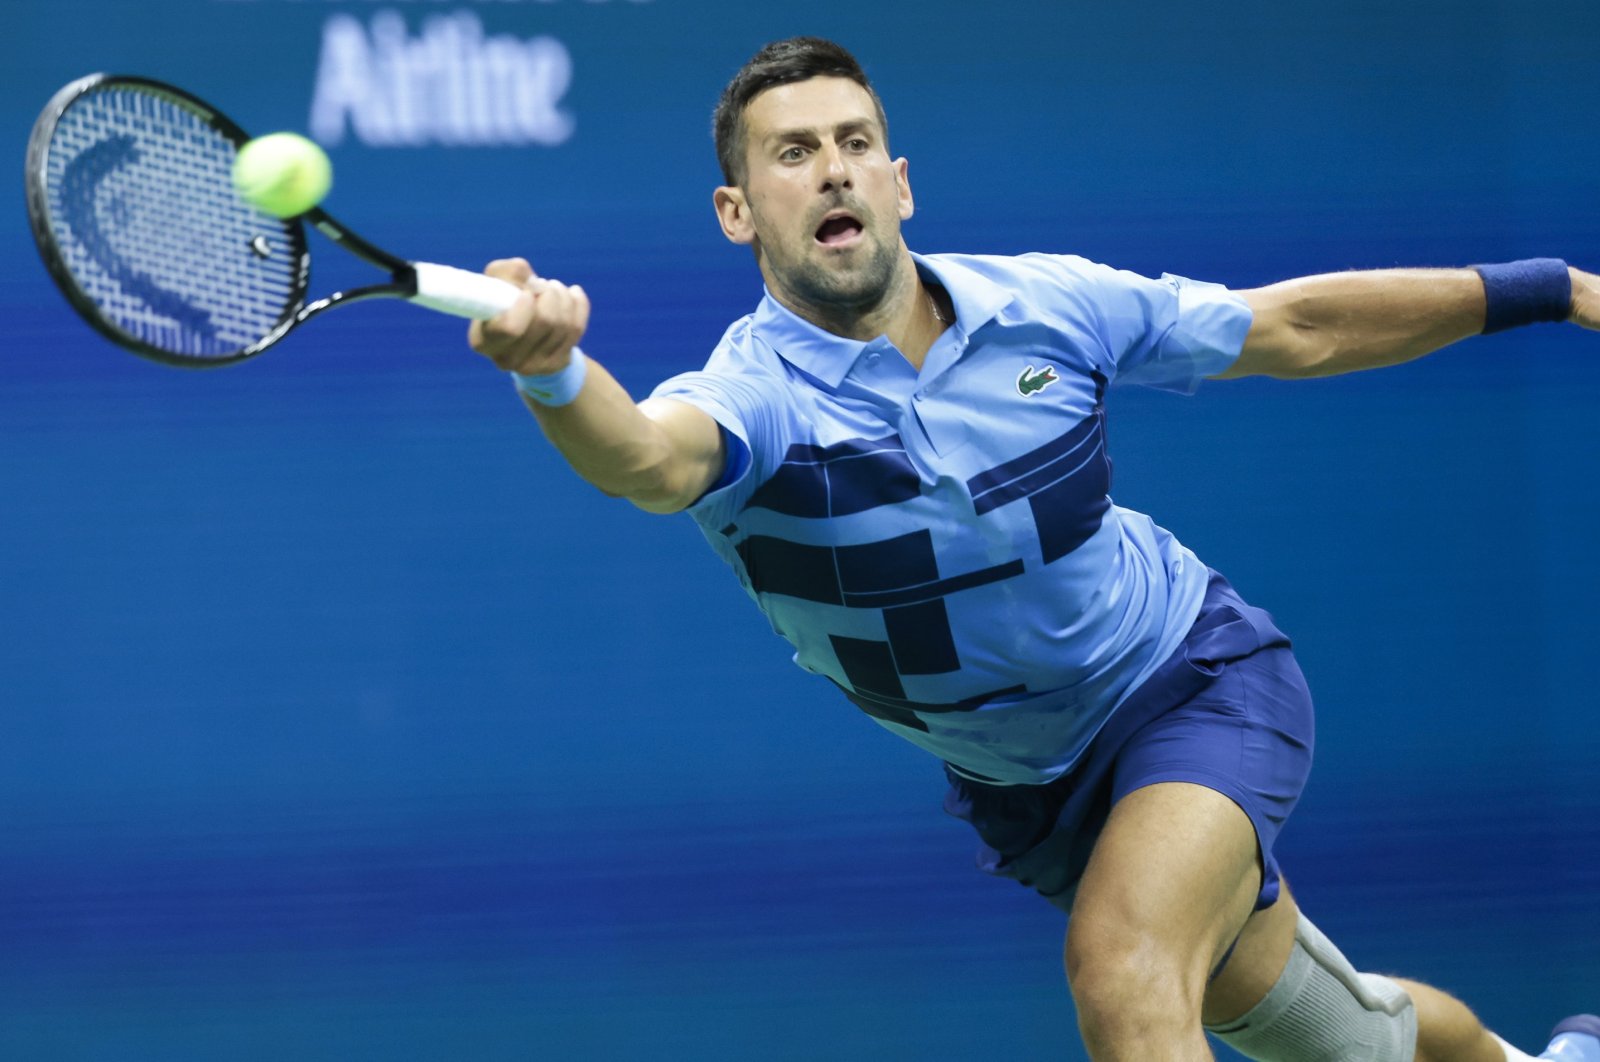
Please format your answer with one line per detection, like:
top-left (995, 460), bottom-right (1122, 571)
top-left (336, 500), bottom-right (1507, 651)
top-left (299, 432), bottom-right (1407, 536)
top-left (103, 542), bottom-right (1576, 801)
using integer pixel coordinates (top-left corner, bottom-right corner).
top-left (649, 367), bottom-right (788, 528)
top-left (1030, 254), bottom-right (1254, 394)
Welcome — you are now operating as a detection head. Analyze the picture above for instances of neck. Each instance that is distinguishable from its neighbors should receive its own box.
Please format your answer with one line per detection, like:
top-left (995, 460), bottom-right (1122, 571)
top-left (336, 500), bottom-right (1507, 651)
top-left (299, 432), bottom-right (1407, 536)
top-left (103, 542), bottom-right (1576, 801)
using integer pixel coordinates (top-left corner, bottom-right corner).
top-left (767, 252), bottom-right (947, 369)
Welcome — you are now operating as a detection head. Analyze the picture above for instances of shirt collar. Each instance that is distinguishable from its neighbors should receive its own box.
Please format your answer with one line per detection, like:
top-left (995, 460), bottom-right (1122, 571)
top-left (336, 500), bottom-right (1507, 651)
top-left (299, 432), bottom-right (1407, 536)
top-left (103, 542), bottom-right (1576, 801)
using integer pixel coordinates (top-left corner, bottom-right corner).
top-left (750, 252), bottom-right (1016, 389)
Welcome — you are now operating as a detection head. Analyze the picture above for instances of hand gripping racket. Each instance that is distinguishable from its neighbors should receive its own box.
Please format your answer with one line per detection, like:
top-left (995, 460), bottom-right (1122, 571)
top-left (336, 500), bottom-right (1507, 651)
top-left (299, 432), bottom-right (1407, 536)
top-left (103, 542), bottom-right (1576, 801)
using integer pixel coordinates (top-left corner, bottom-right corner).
top-left (25, 73), bottom-right (523, 368)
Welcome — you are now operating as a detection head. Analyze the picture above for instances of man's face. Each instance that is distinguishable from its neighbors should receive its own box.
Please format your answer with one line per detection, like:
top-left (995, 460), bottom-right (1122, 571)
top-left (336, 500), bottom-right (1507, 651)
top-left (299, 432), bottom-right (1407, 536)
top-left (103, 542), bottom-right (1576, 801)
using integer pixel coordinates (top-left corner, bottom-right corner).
top-left (715, 77), bottom-right (913, 315)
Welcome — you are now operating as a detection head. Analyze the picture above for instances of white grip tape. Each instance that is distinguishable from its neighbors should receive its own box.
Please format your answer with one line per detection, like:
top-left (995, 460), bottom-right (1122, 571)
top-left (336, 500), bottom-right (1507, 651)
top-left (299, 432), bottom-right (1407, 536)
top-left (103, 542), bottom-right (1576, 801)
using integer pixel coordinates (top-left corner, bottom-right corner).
top-left (408, 262), bottom-right (523, 320)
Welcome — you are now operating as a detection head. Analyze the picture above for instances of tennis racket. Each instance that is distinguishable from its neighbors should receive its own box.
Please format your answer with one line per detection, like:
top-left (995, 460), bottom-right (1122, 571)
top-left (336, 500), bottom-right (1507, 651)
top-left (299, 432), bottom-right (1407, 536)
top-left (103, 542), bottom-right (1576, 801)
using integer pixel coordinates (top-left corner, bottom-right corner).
top-left (25, 73), bottom-right (522, 368)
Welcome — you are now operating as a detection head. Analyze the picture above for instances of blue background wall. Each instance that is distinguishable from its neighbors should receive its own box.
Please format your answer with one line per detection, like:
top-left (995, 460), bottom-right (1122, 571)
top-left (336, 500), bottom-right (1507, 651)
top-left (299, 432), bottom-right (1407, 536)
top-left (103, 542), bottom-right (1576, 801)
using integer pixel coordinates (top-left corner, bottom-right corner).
top-left (3, 1), bottom-right (1597, 1058)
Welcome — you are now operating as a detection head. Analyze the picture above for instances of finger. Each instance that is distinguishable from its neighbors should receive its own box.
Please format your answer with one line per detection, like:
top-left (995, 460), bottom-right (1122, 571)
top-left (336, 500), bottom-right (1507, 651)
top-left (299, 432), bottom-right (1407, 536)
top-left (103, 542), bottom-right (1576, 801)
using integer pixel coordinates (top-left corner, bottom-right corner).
top-left (513, 283), bottom-right (582, 369)
top-left (469, 284), bottom-right (539, 363)
top-left (571, 284), bottom-right (591, 334)
top-left (504, 282), bottom-right (591, 374)
top-left (484, 257), bottom-right (535, 285)
top-left (469, 258), bottom-right (542, 356)
top-left (545, 282), bottom-right (589, 351)
top-left (467, 267), bottom-right (586, 373)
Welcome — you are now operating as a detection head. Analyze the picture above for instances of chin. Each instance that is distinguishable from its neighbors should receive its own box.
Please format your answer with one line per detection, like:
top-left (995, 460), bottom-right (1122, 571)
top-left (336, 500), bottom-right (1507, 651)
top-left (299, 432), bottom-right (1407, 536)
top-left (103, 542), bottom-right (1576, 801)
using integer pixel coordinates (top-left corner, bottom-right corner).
top-left (804, 252), bottom-right (895, 302)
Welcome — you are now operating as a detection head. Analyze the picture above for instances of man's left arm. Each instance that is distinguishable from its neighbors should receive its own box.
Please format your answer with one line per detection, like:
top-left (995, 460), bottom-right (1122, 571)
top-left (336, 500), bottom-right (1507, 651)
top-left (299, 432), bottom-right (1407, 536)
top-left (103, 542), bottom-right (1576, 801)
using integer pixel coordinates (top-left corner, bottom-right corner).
top-left (1216, 264), bottom-right (1600, 380)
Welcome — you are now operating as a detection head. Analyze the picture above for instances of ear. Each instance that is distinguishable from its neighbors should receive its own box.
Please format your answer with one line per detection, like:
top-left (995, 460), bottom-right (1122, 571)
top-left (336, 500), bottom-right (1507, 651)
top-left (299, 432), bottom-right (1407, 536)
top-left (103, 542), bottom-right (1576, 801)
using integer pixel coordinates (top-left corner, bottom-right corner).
top-left (894, 156), bottom-right (914, 221)
top-left (714, 185), bottom-right (755, 245)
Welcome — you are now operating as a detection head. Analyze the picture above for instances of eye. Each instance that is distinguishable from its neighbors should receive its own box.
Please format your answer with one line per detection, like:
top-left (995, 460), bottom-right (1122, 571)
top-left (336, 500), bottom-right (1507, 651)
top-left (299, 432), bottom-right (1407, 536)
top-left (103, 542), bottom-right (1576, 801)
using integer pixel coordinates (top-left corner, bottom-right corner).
top-left (846, 137), bottom-right (870, 151)
top-left (780, 145), bottom-right (806, 162)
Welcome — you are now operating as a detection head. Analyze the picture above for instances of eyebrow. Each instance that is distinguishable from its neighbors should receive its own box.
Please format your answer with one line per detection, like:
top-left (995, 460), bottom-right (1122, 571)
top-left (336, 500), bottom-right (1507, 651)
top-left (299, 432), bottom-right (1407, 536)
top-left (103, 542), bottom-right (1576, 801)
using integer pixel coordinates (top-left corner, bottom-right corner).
top-left (762, 118), bottom-right (878, 147)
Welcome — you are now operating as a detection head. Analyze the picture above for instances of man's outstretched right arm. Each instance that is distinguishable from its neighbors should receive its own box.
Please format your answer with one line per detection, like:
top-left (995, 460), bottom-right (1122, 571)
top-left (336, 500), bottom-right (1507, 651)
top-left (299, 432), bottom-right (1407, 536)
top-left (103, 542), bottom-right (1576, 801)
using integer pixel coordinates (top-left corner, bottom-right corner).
top-left (468, 258), bottom-right (725, 515)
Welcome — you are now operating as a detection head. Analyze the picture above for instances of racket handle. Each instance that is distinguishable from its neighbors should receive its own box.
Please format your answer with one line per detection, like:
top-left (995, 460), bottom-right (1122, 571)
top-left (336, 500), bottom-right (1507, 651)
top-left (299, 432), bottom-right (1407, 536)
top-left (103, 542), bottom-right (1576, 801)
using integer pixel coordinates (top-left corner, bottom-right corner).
top-left (408, 262), bottom-right (524, 320)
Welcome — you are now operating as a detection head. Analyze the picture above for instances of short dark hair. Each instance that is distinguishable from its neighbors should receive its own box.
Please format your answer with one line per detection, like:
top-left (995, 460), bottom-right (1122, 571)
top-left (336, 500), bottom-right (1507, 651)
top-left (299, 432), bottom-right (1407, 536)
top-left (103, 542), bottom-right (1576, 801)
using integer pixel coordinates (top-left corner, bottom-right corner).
top-left (712, 37), bottom-right (888, 186)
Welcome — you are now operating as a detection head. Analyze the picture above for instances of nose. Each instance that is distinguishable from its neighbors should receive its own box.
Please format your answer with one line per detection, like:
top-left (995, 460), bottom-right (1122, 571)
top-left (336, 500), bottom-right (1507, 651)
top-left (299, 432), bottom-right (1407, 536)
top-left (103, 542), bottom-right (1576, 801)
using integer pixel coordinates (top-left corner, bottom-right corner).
top-left (817, 143), bottom-right (850, 192)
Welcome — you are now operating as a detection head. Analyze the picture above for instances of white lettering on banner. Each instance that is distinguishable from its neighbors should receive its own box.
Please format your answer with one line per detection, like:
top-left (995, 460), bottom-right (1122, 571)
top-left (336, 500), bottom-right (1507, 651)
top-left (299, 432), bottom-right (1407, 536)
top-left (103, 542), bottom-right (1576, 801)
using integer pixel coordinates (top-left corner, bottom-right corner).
top-left (310, 10), bottom-right (575, 147)
top-left (218, 1), bottom-right (652, 5)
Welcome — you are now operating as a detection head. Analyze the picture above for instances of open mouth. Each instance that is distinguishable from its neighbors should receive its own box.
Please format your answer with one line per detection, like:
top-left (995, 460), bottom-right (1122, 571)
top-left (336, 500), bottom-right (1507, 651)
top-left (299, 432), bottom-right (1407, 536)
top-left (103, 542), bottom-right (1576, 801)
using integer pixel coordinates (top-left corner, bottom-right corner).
top-left (815, 213), bottom-right (864, 246)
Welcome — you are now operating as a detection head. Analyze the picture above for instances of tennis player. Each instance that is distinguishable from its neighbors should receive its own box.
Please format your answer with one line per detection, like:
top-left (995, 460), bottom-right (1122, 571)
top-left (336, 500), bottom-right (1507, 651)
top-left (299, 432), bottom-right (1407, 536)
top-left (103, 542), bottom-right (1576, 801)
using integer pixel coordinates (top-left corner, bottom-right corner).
top-left (470, 37), bottom-right (1599, 1062)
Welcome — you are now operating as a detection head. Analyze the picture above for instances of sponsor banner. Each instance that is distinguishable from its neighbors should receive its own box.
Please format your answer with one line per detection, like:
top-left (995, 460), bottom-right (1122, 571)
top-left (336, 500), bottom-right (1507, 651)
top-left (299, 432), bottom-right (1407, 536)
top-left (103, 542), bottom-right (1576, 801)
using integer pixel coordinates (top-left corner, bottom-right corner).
top-left (310, 10), bottom-right (574, 147)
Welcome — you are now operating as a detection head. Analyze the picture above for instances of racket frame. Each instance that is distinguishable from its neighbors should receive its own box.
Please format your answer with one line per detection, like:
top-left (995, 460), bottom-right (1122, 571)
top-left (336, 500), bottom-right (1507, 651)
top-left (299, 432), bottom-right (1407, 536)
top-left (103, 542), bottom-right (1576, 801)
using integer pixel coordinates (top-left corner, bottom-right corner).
top-left (26, 73), bottom-right (438, 368)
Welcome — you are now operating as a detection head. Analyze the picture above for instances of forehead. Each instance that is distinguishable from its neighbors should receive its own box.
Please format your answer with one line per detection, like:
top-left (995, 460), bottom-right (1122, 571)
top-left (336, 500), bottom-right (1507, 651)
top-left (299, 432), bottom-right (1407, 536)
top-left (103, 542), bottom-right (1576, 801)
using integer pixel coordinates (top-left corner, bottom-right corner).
top-left (742, 76), bottom-right (881, 141)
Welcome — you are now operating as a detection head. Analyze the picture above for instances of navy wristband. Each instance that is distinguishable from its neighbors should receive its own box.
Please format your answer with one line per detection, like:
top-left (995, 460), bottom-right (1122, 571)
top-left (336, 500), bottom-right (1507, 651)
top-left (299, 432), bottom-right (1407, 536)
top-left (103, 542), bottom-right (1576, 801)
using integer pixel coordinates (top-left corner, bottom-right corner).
top-left (1473, 258), bottom-right (1571, 334)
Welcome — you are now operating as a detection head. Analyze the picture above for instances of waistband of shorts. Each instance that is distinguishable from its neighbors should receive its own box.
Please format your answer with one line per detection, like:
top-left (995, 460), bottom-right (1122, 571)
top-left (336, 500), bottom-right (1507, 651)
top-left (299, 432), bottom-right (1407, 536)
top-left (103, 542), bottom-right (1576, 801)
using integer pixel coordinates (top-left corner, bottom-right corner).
top-left (946, 570), bottom-right (1290, 788)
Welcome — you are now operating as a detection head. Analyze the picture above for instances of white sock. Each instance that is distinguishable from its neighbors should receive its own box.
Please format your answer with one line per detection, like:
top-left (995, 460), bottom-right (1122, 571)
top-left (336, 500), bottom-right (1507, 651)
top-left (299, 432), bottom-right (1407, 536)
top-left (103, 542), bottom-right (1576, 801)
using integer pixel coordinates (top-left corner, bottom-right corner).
top-left (1495, 1032), bottom-right (1540, 1061)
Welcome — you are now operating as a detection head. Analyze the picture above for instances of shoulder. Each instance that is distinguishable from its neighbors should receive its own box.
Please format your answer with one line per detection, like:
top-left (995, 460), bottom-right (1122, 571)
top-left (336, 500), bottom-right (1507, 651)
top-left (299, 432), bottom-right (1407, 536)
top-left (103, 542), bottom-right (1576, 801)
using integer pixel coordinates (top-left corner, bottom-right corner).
top-left (924, 251), bottom-right (1141, 323)
top-left (921, 252), bottom-right (1144, 340)
top-left (650, 316), bottom-right (791, 405)
top-left (651, 315), bottom-right (798, 438)
top-left (925, 251), bottom-right (1117, 289)
top-left (704, 312), bottom-right (758, 368)
top-left (700, 313), bottom-right (789, 379)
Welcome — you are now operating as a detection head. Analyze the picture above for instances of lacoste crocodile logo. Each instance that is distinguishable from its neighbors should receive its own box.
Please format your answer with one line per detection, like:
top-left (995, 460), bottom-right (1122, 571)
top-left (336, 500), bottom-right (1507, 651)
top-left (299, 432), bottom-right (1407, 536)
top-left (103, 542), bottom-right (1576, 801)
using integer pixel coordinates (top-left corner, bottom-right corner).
top-left (1016, 364), bottom-right (1060, 396)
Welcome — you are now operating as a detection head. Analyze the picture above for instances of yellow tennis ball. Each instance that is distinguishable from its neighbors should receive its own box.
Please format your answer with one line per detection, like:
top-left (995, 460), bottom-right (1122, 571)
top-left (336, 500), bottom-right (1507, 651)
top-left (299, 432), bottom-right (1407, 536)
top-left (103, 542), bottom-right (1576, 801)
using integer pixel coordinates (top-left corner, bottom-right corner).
top-left (231, 133), bottom-right (332, 218)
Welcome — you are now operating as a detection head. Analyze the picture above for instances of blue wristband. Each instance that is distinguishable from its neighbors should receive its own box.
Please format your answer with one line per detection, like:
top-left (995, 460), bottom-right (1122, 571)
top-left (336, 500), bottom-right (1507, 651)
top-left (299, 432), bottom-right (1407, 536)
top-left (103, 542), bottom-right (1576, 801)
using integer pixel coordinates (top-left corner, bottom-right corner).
top-left (512, 349), bottom-right (588, 406)
top-left (1474, 259), bottom-right (1571, 334)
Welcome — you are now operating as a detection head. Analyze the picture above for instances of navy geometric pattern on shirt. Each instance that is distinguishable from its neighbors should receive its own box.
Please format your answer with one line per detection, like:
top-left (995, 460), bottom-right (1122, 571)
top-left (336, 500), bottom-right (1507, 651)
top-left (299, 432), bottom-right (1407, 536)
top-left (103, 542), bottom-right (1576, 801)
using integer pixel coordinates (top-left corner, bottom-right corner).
top-left (830, 677), bottom-right (1029, 732)
top-left (727, 402), bottom-right (1110, 727)
top-left (733, 530), bottom-right (1023, 610)
top-left (747, 436), bottom-right (921, 518)
top-left (968, 405), bottom-right (1111, 564)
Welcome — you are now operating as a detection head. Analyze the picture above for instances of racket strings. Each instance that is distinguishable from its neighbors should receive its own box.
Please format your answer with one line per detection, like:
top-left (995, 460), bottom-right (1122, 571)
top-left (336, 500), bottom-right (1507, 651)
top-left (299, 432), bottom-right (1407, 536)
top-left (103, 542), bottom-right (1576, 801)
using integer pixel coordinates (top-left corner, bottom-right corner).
top-left (44, 86), bottom-right (302, 359)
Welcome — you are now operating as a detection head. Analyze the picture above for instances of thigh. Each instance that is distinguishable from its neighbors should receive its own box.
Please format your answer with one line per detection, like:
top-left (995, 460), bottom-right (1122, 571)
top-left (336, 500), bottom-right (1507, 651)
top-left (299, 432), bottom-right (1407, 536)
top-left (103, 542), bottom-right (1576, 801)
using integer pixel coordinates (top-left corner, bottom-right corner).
top-left (1202, 881), bottom-right (1300, 1025)
top-left (948, 578), bottom-right (1313, 920)
top-left (1066, 781), bottom-right (1263, 995)
top-left (1110, 642), bottom-right (1315, 911)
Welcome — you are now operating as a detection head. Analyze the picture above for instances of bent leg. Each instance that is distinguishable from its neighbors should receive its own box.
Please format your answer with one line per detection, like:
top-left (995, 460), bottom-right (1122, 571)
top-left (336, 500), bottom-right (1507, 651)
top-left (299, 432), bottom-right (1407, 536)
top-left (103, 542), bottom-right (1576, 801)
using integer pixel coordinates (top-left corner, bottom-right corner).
top-left (1392, 979), bottom-right (1519, 1062)
top-left (1204, 901), bottom-right (1418, 1061)
top-left (1204, 894), bottom-right (1508, 1062)
top-left (1065, 781), bottom-right (1263, 1061)
top-left (1065, 778), bottom-right (1511, 1062)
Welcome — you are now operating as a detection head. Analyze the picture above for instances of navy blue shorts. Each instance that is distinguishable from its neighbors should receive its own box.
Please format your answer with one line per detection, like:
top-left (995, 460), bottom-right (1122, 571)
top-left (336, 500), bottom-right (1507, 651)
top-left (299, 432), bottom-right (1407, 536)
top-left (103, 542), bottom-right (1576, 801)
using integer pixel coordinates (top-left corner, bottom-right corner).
top-left (943, 571), bottom-right (1315, 915)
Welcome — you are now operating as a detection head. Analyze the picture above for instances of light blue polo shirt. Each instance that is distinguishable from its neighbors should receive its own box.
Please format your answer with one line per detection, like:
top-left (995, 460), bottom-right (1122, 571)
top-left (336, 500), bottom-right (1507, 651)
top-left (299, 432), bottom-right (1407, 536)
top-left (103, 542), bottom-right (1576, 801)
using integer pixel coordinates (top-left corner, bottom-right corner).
top-left (651, 252), bottom-right (1252, 785)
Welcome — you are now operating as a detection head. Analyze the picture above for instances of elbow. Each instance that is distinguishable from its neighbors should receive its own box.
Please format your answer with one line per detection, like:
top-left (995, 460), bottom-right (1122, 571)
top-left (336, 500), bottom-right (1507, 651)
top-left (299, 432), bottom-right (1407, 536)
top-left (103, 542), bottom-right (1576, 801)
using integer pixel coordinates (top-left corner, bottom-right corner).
top-left (589, 479), bottom-right (684, 514)
top-left (1269, 329), bottom-right (1339, 378)
top-left (1240, 283), bottom-right (1339, 379)
top-left (630, 494), bottom-right (690, 515)
top-left (614, 453), bottom-right (700, 515)
top-left (567, 441), bottom-right (689, 514)
top-left (624, 473), bottom-right (693, 514)
top-left (1241, 317), bottom-right (1340, 380)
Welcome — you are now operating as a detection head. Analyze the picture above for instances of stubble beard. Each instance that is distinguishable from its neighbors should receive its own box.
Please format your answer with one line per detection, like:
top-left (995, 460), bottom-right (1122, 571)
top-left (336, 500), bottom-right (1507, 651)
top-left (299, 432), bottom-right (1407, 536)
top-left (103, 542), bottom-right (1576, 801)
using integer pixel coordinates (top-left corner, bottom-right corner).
top-left (759, 209), bottom-right (901, 320)
top-left (784, 236), bottom-right (899, 315)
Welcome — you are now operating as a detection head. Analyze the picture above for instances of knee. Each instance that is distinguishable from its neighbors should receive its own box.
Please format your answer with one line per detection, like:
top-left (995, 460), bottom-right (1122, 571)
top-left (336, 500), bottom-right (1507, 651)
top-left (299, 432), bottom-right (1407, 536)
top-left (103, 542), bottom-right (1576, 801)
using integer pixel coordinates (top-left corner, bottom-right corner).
top-left (1065, 923), bottom-right (1205, 1042)
top-left (1207, 915), bottom-right (1418, 1062)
